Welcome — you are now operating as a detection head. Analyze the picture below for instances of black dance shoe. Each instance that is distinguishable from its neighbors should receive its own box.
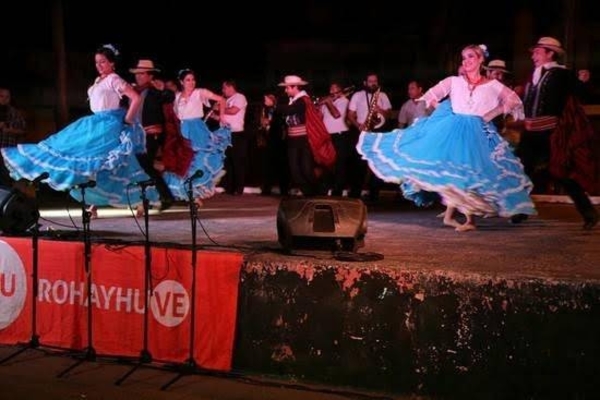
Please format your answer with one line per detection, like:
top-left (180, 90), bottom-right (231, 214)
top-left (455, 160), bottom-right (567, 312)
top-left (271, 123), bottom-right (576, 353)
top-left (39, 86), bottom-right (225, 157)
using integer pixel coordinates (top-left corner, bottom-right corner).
top-left (510, 214), bottom-right (529, 224)
top-left (583, 213), bottom-right (599, 230)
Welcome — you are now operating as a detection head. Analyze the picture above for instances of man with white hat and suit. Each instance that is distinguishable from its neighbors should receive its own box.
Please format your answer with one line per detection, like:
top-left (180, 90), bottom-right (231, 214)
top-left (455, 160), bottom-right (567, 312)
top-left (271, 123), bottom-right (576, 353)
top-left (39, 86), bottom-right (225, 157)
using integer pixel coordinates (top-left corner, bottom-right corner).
top-left (510, 36), bottom-right (599, 229)
top-left (128, 59), bottom-right (175, 212)
top-left (276, 75), bottom-right (335, 197)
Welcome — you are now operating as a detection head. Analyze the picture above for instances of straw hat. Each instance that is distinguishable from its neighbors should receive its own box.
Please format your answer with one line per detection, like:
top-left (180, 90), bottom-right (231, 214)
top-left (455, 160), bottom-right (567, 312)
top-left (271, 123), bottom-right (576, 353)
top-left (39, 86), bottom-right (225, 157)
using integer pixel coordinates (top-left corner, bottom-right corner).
top-left (483, 59), bottom-right (510, 73)
top-left (129, 59), bottom-right (160, 74)
top-left (529, 37), bottom-right (565, 55)
top-left (277, 75), bottom-right (308, 87)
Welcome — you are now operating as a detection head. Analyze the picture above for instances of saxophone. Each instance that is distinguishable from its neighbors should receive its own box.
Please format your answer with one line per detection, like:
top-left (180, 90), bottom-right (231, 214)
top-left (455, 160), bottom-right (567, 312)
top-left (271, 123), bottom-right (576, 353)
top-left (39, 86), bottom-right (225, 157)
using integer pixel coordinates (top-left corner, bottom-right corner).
top-left (364, 87), bottom-right (385, 131)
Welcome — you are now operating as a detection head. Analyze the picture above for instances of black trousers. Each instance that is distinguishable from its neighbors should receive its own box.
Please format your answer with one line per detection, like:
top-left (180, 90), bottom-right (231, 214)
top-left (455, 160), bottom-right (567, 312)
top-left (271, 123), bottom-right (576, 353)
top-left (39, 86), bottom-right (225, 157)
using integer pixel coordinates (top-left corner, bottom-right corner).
top-left (287, 135), bottom-right (319, 196)
top-left (0, 151), bottom-right (14, 188)
top-left (136, 133), bottom-right (174, 202)
top-left (518, 131), bottom-right (597, 221)
top-left (329, 132), bottom-right (352, 196)
top-left (561, 178), bottom-right (598, 221)
top-left (261, 130), bottom-right (290, 196)
top-left (223, 131), bottom-right (249, 195)
top-left (347, 127), bottom-right (385, 200)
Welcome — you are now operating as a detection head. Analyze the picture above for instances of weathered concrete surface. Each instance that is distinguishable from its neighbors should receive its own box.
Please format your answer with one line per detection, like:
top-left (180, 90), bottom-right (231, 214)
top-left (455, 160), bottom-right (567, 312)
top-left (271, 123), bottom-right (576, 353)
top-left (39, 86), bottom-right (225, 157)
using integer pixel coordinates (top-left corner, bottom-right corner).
top-left (235, 263), bottom-right (600, 399)
top-left (14, 191), bottom-right (600, 399)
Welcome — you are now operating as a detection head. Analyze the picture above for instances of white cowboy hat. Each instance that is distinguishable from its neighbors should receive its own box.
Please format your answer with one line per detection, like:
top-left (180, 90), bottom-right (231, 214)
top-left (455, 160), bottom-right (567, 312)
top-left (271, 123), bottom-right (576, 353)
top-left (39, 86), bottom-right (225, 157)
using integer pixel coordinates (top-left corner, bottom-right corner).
top-left (483, 59), bottom-right (510, 73)
top-left (129, 59), bottom-right (161, 74)
top-left (530, 37), bottom-right (565, 55)
top-left (277, 75), bottom-right (308, 87)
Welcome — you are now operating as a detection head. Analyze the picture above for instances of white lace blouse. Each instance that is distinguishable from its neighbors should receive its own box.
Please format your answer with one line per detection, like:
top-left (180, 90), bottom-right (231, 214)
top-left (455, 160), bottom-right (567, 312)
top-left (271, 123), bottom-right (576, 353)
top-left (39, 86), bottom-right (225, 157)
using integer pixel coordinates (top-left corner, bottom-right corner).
top-left (87, 73), bottom-right (128, 113)
top-left (419, 76), bottom-right (524, 120)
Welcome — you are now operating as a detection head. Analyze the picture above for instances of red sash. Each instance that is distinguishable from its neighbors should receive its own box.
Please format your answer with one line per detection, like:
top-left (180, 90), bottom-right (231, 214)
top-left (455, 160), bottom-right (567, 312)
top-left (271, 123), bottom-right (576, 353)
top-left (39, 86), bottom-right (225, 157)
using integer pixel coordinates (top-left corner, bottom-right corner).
top-left (550, 95), bottom-right (600, 194)
top-left (161, 103), bottom-right (194, 177)
top-left (300, 96), bottom-right (336, 170)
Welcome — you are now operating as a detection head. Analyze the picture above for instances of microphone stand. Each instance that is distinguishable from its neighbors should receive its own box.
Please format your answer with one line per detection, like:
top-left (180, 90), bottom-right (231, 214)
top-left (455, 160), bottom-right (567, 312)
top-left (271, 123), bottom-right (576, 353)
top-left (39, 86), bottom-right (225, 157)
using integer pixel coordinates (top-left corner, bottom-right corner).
top-left (57, 181), bottom-right (97, 378)
top-left (161, 171), bottom-right (203, 390)
top-left (0, 173), bottom-right (47, 364)
top-left (115, 180), bottom-right (155, 385)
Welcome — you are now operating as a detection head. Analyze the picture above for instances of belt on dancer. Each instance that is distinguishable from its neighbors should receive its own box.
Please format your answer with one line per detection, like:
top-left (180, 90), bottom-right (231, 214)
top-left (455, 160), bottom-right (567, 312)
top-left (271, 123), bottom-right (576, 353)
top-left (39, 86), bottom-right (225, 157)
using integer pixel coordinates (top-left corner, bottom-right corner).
top-left (329, 130), bottom-right (348, 135)
top-left (287, 125), bottom-right (307, 137)
top-left (144, 124), bottom-right (163, 138)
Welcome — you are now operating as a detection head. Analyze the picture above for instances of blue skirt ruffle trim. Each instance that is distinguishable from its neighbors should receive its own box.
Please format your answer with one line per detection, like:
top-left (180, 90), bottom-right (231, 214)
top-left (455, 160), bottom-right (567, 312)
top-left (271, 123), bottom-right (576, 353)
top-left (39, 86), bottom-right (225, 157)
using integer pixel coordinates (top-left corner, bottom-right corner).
top-left (357, 101), bottom-right (536, 217)
top-left (1, 109), bottom-right (158, 207)
top-left (163, 118), bottom-right (231, 200)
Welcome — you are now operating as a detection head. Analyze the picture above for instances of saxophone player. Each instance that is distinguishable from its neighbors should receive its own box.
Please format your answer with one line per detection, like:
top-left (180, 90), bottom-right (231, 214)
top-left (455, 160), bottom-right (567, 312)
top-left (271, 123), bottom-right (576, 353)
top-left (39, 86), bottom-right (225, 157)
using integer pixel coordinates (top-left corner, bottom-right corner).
top-left (347, 72), bottom-right (392, 202)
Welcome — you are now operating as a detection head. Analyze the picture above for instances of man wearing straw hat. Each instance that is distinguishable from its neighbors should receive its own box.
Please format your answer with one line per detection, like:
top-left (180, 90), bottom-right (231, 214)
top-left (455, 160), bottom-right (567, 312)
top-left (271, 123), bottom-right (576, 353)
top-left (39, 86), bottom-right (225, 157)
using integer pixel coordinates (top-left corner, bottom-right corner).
top-left (276, 75), bottom-right (335, 196)
top-left (484, 59), bottom-right (520, 145)
top-left (510, 37), bottom-right (599, 229)
top-left (484, 59), bottom-right (510, 83)
top-left (128, 59), bottom-right (175, 211)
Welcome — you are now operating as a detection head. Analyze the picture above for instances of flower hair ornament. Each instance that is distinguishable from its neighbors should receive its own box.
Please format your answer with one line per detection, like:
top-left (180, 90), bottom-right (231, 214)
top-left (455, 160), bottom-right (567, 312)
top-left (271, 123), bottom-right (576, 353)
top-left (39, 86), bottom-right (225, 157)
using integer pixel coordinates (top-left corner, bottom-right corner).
top-left (479, 44), bottom-right (490, 58)
top-left (177, 68), bottom-right (194, 79)
top-left (102, 44), bottom-right (120, 57)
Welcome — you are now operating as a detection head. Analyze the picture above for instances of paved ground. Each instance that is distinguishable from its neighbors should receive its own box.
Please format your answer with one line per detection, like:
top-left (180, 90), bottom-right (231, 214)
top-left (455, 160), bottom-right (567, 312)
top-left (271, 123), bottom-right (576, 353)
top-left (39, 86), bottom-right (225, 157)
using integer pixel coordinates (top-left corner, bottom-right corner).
top-left (0, 345), bottom-right (422, 400)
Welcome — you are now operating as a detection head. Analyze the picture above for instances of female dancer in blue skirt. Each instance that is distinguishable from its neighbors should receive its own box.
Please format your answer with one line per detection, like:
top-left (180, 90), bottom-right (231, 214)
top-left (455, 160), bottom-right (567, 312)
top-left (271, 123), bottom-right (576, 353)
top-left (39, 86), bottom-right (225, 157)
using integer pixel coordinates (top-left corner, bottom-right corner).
top-left (1, 44), bottom-right (159, 217)
top-left (161, 68), bottom-right (231, 207)
top-left (357, 44), bottom-right (536, 232)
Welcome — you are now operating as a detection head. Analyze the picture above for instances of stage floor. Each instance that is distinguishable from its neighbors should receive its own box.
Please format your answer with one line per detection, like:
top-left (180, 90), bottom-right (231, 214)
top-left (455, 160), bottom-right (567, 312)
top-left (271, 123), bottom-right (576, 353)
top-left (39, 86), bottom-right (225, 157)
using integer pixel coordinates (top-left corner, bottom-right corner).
top-left (29, 191), bottom-right (599, 282)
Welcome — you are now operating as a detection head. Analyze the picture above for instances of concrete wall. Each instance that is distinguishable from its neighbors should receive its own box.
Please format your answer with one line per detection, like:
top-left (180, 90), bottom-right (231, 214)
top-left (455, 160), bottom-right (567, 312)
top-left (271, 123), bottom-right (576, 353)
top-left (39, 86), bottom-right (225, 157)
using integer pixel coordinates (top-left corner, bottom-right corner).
top-left (234, 262), bottom-right (600, 398)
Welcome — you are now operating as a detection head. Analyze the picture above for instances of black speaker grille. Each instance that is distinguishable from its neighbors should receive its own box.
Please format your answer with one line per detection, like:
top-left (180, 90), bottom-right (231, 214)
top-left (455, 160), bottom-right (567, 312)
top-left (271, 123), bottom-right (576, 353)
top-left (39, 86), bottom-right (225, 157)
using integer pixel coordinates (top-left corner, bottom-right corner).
top-left (312, 205), bottom-right (335, 232)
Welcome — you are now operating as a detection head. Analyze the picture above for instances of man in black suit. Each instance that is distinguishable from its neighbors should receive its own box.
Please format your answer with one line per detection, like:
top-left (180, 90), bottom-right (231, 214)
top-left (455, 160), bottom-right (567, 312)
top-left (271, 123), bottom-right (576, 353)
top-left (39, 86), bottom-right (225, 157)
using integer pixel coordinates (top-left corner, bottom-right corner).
top-left (512, 37), bottom-right (598, 229)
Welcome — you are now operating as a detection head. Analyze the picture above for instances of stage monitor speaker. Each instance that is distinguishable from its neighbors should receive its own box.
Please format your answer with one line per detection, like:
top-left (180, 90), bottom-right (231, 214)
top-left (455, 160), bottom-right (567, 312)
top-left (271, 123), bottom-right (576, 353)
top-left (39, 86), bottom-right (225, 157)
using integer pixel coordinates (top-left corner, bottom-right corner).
top-left (277, 196), bottom-right (367, 252)
top-left (0, 186), bottom-right (38, 236)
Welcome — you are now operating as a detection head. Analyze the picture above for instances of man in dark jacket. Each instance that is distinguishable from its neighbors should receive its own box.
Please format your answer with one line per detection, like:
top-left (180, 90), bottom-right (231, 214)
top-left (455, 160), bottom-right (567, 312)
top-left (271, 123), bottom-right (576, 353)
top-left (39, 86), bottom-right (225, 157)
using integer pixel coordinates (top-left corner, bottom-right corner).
top-left (129, 59), bottom-right (175, 210)
top-left (513, 37), bottom-right (599, 229)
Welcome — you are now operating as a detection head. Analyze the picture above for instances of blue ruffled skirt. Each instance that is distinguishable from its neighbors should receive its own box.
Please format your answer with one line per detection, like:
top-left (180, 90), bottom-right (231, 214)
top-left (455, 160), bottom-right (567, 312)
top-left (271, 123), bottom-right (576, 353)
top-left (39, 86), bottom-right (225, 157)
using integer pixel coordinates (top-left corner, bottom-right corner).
top-left (1, 109), bottom-right (159, 207)
top-left (163, 118), bottom-right (231, 200)
top-left (356, 101), bottom-right (536, 217)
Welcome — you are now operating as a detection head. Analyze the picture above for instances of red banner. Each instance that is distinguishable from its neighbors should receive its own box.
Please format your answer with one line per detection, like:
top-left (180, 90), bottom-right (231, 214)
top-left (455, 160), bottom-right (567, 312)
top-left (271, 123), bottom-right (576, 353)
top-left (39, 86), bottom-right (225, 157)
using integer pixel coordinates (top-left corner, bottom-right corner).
top-left (0, 238), bottom-right (243, 371)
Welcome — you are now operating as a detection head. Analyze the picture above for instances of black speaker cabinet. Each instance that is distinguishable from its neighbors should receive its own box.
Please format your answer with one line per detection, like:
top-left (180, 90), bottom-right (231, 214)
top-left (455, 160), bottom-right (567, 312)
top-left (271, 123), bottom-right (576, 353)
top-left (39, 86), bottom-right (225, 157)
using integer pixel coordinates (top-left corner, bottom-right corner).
top-left (277, 196), bottom-right (367, 252)
top-left (0, 186), bottom-right (38, 235)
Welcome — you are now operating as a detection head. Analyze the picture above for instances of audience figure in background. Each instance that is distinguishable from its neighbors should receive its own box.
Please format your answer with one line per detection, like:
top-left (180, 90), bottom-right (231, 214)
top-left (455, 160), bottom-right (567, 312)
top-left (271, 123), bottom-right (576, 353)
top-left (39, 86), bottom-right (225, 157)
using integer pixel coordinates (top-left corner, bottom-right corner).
top-left (259, 93), bottom-right (289, 196)
top-left (162, 68), bottom-right (231, 207)
top-left (128, 59), bottom-right (176, 214)
top-left (0, 87), bottom-right (26, 187)
top-left (347, 72), bottom-right (392, 202)
top-left (575, 68), bottom-right (600, 104)
top-left (277, 75), bottom-right (336, 197)
top-left (509, 37), bottom-right (599, 229)
top-left (397, 80), bottom-right (430, 129)
top-left (483, 59), bottom-right (519, 146)
top-left (1, 44), bottom-right (159, 214)
top-left (484, 59), bottom-right (510, 83)
top-left (319, 81), bottom-right (351, 196)
top-left (357, 43), bottom-right (536, 232)
top-left (214, 80), bottom-right (248, 196)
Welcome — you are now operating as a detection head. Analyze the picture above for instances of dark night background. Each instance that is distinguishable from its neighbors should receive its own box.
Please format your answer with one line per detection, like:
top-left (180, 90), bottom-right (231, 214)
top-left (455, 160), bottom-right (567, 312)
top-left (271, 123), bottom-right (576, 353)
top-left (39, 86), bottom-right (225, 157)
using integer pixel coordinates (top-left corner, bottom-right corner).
top-left (2, 0), bottom-right (599, 136)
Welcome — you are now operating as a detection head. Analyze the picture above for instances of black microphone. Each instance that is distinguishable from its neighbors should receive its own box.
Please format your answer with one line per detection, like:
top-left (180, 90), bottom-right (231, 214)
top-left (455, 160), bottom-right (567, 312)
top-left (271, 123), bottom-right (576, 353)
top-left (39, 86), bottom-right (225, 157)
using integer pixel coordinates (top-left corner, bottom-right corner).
top-left (184, 169), bottom-right (204, 185)
top-left (71, 180), bottom-right (97, 189)
top-left (128, 178), bottom-right (156, 187)
top-left (28, 171), bottom-right (50, 186)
